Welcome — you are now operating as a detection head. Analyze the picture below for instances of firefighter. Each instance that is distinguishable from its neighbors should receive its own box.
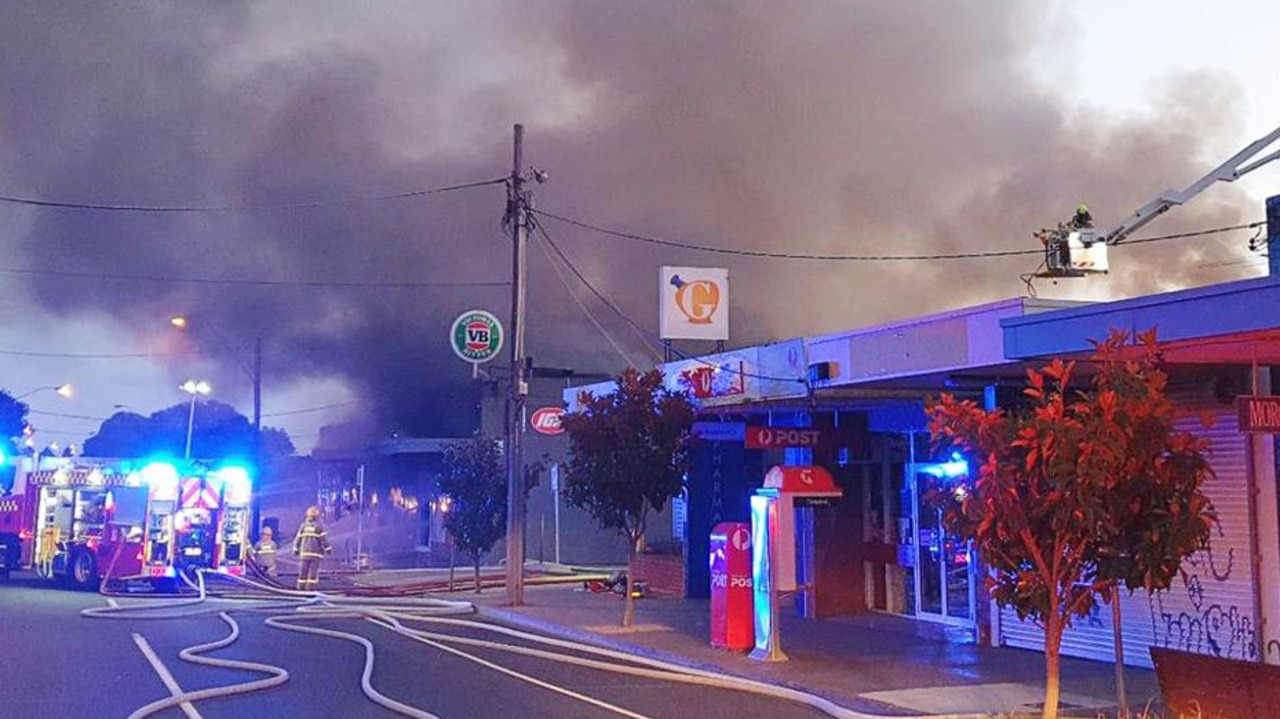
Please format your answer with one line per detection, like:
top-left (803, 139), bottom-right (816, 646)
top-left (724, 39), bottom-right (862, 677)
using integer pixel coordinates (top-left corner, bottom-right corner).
top-left (292, 506), bottom-right (332, 590)
top-left (251, 525), bottom-right (278, 579)
top-left (37, 524), bottom-right (59, 577)
top-left (1071, 203), bottom-right (1093, 230)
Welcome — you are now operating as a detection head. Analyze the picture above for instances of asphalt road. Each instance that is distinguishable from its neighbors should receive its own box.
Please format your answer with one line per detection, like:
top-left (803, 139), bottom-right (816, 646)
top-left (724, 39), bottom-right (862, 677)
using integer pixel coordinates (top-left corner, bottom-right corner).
top-left (0, 573), bottom-right (832, 719)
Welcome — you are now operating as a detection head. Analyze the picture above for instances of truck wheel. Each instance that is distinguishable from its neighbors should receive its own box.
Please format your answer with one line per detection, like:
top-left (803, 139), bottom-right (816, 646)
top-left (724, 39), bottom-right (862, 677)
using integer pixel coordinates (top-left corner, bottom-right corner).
top-left (68, 548), bottom-right (98, 591)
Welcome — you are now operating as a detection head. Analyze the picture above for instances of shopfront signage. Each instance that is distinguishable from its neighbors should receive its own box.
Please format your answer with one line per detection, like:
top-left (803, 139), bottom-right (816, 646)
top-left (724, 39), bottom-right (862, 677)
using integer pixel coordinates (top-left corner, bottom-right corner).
top-left (1236, 395), bottom-right (1280, 433)
top-left (745, 427), bottom-right (830, 449)
top-left (530, 407), bottom-right (566, 435)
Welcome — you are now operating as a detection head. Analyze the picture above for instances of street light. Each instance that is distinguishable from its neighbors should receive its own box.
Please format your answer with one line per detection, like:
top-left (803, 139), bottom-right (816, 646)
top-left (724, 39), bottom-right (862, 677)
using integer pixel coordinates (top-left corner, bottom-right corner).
top-left (15, 384), bottom-right (73, 400)
top-left (179, 379), bottom-right (212, 460)
top-left (170, 314), bottom-right (264, 537)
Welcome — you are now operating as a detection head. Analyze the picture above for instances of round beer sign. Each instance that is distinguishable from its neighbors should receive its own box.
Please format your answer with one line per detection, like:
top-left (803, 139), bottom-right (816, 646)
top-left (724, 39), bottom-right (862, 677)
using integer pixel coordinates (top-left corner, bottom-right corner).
top-left (450, 310), bottom-right (503, 364)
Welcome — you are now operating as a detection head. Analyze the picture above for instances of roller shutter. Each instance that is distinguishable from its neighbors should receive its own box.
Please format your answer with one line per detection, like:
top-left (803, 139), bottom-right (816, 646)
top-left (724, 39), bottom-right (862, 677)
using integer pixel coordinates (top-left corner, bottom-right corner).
top-left (998, 401), bottom-right (1258, 667)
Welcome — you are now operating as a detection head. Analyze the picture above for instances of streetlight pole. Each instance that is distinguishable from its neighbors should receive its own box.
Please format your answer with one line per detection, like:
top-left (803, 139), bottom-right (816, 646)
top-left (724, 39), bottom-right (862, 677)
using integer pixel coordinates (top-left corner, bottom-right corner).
top-left (14, 384), bottom-right (73, 400)
top-left (171, 316), bottom-right (264, 540)
top-left (505, 124), bottom-right (529, 606)
top-left (180, 380), bottom-right (211, 460)
top-left (252, 336), bottom-right (263, 542)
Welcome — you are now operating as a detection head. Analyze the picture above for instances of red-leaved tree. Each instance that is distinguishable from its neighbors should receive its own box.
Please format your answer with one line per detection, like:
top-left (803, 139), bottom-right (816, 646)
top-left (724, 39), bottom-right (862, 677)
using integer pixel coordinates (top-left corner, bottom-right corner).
top-left (561, 368), bottom-right (696, 627)
top-left (927, 330), bottom-right (1215, 719)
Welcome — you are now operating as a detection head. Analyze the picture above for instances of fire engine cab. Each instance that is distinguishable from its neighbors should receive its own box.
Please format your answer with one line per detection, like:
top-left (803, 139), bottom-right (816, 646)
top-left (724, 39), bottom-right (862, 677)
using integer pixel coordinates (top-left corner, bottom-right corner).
top-left (0, 458), bottom-right (252, 590)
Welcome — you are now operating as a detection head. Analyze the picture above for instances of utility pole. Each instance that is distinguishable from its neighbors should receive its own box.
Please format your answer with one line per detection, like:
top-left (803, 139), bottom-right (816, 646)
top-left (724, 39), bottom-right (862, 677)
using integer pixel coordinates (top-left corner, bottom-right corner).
top-left (251, 335), bottom-right (263, 543)
top-left (505, 124), bottom-right (529, 606)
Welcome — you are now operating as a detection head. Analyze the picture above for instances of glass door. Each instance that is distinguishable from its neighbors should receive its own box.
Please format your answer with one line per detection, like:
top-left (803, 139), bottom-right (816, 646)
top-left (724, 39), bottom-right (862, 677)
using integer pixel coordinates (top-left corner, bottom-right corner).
top-left (910, 462), bottom-right (975, 626)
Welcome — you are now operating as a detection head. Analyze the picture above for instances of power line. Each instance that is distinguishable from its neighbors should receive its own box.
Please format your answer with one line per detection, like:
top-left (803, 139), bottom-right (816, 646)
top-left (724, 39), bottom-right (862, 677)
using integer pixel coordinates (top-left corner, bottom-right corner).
top-left (533, 220), bottom-right (804, 386)
top-left (28, 409), bottom-right (109, 421)
top-left (0, 348), bottom-right (180, 359)
top-left (0, 264), bottom-right (510, 289)
top-left (0, 177), bottom-right (508, 213)
top-left (262, 400), bottom-right (359, 418)
top-left (534, 208), bottom-right (1041, 261)
top-left (531, 228), bottom-right (648, 368)
top-left (1112, 221), bottom-right (1265, 246)
top-left (532, 221), bottom-right (666, 354)
top-left (534, 208), bottom-right (1265, 261)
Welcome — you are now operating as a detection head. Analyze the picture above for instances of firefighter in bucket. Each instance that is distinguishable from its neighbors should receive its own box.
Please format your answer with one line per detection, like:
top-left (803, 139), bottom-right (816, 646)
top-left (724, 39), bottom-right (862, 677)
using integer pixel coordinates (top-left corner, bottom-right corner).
top-left (292, 506), bottom-right (332, 590)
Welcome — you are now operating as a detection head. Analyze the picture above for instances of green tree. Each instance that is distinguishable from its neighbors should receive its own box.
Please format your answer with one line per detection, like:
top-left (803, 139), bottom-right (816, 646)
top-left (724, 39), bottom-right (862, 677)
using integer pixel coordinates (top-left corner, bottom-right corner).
top-left (438, 437), bottom-right (508, 593)
top-left (927, 330), bottom-right (1215, 719)
top-left (561, 368), bottom-right (696, 627)
top-left (0, 390), bottom-right (28, 492)
top-left (0, 390), bottom-right (27, 443)
top-left (84, 402), bottom-right (294, 460)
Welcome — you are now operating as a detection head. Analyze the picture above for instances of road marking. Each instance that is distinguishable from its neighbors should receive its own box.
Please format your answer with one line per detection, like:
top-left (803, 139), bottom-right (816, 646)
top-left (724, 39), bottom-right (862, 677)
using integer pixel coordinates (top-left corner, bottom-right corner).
top-left (131, 633), bottom-right (203, 719)
top-left (106, 598), bottom-right (120, 608)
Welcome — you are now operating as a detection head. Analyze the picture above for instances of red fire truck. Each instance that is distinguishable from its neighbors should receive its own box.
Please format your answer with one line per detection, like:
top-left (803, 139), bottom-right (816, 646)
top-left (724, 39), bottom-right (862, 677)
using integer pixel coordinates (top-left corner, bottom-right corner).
top-left (0, 458), bottom-right (253, 589)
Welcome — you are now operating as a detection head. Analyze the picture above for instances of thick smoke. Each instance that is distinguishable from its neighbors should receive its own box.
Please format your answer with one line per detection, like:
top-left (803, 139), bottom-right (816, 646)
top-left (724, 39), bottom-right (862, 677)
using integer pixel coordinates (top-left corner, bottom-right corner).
top-left (0, 2), bottom-right (1261, 438)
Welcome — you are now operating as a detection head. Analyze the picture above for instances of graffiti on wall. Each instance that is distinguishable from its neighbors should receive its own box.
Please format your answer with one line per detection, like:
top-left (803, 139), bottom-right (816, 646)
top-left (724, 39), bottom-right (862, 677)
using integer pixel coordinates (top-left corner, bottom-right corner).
top-left (1148, 541), bottom-right (1257, 661)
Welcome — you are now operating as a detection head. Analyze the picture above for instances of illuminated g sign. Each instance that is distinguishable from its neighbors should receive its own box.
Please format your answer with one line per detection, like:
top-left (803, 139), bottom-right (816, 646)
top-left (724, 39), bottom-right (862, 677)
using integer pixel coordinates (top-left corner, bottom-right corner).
top-left (672, 277), bottom-right (721, 325)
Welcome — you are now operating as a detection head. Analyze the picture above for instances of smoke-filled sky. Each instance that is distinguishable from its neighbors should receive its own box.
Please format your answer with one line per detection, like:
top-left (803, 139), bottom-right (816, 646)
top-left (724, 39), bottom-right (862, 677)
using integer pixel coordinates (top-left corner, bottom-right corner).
top-left (1, 1), bottom-right (1277, 451)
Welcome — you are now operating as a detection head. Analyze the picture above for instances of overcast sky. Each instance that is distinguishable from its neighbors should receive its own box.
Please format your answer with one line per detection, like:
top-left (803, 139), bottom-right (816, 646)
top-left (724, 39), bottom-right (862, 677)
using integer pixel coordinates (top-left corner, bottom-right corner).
top-left (1, 1), bottom-right (1277, 453)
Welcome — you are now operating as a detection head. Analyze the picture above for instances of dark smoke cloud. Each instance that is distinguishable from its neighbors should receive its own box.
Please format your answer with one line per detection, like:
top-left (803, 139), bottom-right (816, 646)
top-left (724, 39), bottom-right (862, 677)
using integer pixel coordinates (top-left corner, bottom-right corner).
top-left (0, 2), bottom-right (1259, 438)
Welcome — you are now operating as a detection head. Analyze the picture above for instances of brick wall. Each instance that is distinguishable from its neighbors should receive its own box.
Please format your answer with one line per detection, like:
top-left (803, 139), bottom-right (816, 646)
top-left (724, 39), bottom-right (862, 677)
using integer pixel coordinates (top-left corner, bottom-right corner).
top-left (629, 553), bottom-right (685, 598)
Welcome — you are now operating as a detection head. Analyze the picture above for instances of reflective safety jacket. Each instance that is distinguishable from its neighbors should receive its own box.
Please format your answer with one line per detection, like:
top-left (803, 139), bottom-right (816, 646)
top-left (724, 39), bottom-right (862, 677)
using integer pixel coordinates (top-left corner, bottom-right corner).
top-left (292, 520), bottom-right (333, 559)
top-left (253, 539), bottom-right (278, 569)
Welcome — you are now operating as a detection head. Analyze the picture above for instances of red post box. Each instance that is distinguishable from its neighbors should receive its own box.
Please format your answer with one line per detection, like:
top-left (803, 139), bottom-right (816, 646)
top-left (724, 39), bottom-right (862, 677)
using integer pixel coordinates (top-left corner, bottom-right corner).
top-left (710, 521), bottom-right (754, 651)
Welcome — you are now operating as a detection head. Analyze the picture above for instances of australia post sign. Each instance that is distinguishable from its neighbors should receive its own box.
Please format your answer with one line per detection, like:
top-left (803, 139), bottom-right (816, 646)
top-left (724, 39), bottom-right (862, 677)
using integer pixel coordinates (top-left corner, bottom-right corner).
top-left (1236, 395), bottom-right (1280, 433)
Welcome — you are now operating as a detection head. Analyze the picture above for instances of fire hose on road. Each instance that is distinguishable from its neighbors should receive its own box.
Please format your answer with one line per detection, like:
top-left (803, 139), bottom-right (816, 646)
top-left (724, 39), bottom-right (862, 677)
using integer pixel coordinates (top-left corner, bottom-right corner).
top-left (82, 570), bottom-right (986, 719)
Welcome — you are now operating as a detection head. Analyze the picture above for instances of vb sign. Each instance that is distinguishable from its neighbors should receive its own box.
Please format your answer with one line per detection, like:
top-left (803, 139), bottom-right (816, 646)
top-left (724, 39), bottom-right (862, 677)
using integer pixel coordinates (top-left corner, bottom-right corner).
top-left (450, 310), bottom-right (504, 364)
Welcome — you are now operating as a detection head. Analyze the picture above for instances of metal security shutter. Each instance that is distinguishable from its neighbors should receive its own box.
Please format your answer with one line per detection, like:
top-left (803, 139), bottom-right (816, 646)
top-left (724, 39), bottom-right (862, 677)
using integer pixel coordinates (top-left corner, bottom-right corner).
top-left (999, 401), bottom-right (1258, 668)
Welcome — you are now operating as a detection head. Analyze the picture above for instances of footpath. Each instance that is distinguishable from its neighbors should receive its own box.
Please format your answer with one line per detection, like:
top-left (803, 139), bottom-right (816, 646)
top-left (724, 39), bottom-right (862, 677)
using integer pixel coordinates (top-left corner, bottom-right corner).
top-left (471, 582), bottom-right (1160, 718)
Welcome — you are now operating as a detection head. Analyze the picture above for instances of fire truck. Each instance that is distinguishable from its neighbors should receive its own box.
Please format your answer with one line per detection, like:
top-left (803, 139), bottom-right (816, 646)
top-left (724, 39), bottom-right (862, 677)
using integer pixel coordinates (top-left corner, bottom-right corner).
top-left (0, 458), bottom-right (253, 590)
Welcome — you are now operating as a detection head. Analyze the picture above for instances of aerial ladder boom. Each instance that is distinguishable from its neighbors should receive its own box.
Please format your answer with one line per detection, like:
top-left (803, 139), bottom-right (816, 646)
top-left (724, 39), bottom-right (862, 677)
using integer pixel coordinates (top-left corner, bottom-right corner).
top-left (1039, 123), bottom-right (1280, 277)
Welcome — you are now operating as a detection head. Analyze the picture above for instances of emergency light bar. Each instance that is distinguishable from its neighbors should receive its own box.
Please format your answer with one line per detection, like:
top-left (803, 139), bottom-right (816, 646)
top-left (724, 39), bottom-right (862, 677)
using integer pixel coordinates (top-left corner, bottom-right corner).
top-left (141, 462), bottom-right (180, 501)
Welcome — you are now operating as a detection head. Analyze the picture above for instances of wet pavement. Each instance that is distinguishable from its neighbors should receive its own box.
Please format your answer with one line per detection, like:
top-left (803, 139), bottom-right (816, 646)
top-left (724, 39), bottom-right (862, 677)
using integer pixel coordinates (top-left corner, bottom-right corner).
top-left (474, 583), bottom-right (1161, 717)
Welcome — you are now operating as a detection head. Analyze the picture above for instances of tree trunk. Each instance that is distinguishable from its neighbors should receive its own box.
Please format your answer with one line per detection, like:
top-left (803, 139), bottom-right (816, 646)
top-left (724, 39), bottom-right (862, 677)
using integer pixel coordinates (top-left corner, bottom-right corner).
top-left (474, 556), bottom-right (482, 594)
top-left (1042, 612), bottom-right (1064, 719)
top-left (448, 541), bottom-right (456, 592)
top-left (622, 534), bottom-right (639, 628)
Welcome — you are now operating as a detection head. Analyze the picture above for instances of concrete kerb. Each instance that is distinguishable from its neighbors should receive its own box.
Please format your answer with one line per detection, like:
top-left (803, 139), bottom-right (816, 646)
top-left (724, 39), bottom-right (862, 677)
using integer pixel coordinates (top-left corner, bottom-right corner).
top-left (478, 606), bottom-right (993, 719)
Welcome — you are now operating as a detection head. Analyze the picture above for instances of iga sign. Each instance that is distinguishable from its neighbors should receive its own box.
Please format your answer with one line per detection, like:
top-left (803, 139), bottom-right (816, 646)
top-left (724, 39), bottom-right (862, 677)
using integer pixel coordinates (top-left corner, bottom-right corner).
top-left (530, 406), bottom-right (566, 435)
top-left (1236, 395), bottom-right (1280, 433)
top-left (660, 266), bottom-right (729, 341)
top-left (450, 310), bottom-right (503, 364)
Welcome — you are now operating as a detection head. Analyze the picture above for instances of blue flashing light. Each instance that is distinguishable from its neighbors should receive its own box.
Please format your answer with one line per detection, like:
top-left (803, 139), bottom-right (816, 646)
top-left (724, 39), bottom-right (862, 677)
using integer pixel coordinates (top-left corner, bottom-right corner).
top-left (141, 461), bottom-right (180, 500)
top-left (0, 448), bottom-right (6, 467)
top-left (919, 458), bottom-right (970, 480)
top-left (216, 465), bottom-right (252, 505)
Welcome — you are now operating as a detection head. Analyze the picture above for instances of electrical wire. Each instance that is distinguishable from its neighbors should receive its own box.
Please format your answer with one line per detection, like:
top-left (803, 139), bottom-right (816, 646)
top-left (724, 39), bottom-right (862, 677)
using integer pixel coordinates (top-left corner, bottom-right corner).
top-left (531, 229), bottom-right (649, 368)
top-left (534, 207), bottom-right (1266, 261)
top-left (0, 348), bottom-right (183, 359)
top-left (1111, 221), bottom-right (1265, 246)
top-left (262, 400), bottom-right (359, 418)
top-left (27, 409), bottom-right (109, 421)
top-left (535, 208), bottom-right (1041, 261)
top-left (532, 220), bottom-right (664, 356)
top-left (534, 220), bottom-right (806, 386)
top-left (0, 177), bottom-right (508, 213)
top-left (0, 264), bottom-right (509, 289)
